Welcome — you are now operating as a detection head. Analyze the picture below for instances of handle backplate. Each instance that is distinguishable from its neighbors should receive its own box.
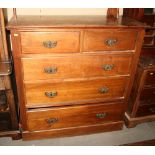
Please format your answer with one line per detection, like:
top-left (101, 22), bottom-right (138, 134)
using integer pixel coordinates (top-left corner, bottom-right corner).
top-left (105, 39), bottom-right (118, 46)
top-left (46, 118), bottom-right (59, 125)
top-left (102, 64), bottom-right (114, 71)
top-left (44, 67), bottom-right (57, 74)
top-left (100, 87), bottom-right (109, 94)
top-left (45, 91), bottom-right (57, 98)
top-left (43, 40), bottom-right (57, 48)
top-left (96, 113), bottom-right (107, 119)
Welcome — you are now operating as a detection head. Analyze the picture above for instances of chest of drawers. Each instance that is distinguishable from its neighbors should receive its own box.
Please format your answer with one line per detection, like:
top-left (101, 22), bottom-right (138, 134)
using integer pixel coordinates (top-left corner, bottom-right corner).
top-left (7, 15), bottom-right (145, 140)
top-left (125, 56), bottom-right (155, 127)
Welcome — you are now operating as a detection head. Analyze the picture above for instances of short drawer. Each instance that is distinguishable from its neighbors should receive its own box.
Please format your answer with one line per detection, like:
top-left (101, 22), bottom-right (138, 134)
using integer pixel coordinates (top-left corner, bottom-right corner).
top-left (25, 77), bottom-right (128, 107)
top-left (143, 36), bottom-right (154, 47)
top-left (136, 104), bottom-right (155, 117)
top-left (140, 87), bottom-right (155, 101)
top-left (145, 29), bottom-right (154, 35)
top-left (20, 31), bottom-right (80, 53)
top-left (83, 30), bottom-right (137, 52)
top-left (27, 102), bottom-right (124, 131)
top-left (22, 54), bottom-right (133, 81)
top-left (144, 70), bottom-right (155, 85)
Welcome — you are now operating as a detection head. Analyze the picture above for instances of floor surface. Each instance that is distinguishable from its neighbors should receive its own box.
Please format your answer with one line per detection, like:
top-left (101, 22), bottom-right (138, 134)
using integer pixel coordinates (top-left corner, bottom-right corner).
top-left (0, 121), bottom-right (155, 146)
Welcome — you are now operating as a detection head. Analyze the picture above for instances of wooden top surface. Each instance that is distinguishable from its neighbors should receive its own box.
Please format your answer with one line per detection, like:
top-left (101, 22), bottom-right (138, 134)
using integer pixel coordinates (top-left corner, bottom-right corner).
top-left (6, 15), bottom-right (147, 29)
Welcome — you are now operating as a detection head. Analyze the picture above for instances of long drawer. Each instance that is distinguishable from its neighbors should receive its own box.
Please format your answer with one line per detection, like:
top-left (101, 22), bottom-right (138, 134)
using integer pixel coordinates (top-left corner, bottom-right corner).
top-left (22, 54), bottom-right (133, 81)
top-left (83, 30), bottom-right (137, 52)
top-left (24, 76), bottom-right (128, 107)
top-left (27, 102), bottom-right (125, 131)
top-left (20, 31), bottom-right (80, 54)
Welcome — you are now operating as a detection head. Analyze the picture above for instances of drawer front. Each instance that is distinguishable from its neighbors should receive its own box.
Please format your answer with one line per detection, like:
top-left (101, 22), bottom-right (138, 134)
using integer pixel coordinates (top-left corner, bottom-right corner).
top-left (25, 77), bottom-right (128, 107)
top-left (144, 70), bottom-right (155, 85)
top-left (143, 36), bottom-right (154, 47)
top-left (136, 104), bottom-right (155, 117)
top-left (20, 32), bottom-right (80, 53)
top-left (145, 29), bottom-right (154, 35)
top-left (22, 54), bottom-right (132, 81)
top-left (83, 30), bottom-right (137, 52)
top-left (140, 87), bottom-right (155, 101)
top-left (27, 102), bottom-right (124, 131)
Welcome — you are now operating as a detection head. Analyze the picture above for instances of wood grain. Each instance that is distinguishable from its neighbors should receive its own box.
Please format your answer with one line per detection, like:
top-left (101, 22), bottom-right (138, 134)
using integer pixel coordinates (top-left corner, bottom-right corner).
top-left (27, 102), bottom-right (124, 131)
top-left (7, 13), bottom-right (145, 139)
top-left (125, 112), bottom-right (155, 128)
top-left (20, 31), bottom-right (80, 54)
top-left (23, 121), bottom-right (124, 140)
top-left (6, 15), bottom-right (147, 29)
top-left (83, 30), bottom-right (138, 52)
top-left (25, 76), bottom-right (128, 107)
top-left (22, 54), bottom-right (133, 81)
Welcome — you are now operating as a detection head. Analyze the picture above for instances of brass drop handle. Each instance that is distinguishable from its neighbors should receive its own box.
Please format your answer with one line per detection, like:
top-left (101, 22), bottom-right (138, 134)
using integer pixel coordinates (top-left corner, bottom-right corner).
top-left (45, 91), bottom-right (57, 98)
top-left (105, 39), bottom-right (118, 46)
top-left (96, 113), bottom-right (107, 119)
top-left (43, 40), bottom-right (57, 48)
top-left (46, 118), bottom-right (59, 125)
top-left (149, 72), bottom-right (154, 75)
top-left (149, 108), bottom-right (155, 113)
top-left (100, 87), bottom-right (109, 94)
top-left (44, 67), bottom-right (57, 74)
top-left (102, 64), bottom-right (114, 71)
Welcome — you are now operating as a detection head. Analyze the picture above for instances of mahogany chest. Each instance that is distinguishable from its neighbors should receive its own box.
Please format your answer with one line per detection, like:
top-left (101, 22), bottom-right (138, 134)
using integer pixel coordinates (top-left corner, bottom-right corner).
top-left (7, 15), bottom-right (145, 140)
top-left (123, 8), bottom-right (155, 127)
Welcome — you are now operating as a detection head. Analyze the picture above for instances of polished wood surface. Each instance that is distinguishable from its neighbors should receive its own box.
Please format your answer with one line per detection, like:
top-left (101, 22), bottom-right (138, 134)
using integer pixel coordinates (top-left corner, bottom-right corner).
top-left (27, 102), bottom-right (124, 131)
top-left (25, 77), bottom-right (128, 107)
top-left (125, 56), bottom-right (155, 128)
top-left (7, 15), bottom-right (147, 29)
top-left (83, 30), bottom-right (137, 51)
top-left (8, 13), bottom-right (145, 139)
top-left (125, 112), bottom-right (155, 128)
top-left (10, 30), bottom-right (28, 129)
top-left (23, 121), bottom-right (123, 140)
top-left (21, 31), bottom-right (80, 53)
top-left (22, 54), bottom-right (133, 81)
